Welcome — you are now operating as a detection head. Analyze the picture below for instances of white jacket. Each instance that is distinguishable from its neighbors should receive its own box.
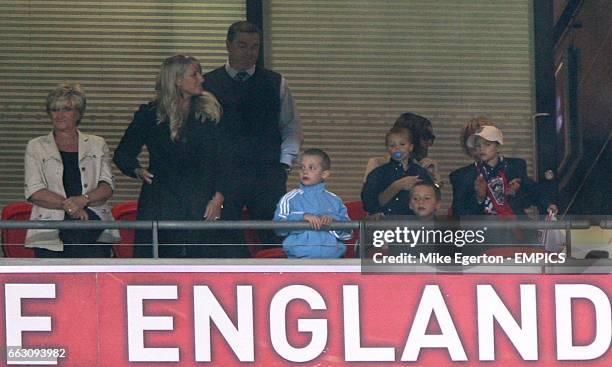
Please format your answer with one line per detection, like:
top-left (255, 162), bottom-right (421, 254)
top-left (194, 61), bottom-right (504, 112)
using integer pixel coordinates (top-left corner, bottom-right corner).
top-left (24, 131), bottom-right (120, 251)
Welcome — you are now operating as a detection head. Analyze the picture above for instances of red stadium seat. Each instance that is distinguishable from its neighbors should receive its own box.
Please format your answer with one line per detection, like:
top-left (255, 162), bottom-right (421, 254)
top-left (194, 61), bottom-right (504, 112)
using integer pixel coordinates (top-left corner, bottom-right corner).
top-left (254, 247), bottom-right (286, 258)
top-left (1, 202), bottom-right (36, 258)
top-left (344, 200), bottom-right (368, 258)
top-left (241, 207), bottom-right (262, 257)
top-left (242, 207), bottom-right (284, 258)
top-left (111, 201), bottom-right (137, 258)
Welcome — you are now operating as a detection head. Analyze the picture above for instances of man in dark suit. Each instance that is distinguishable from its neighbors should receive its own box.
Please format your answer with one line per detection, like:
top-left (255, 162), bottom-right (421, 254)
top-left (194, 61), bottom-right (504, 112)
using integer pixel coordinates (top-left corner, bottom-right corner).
top-left (203, 21), bottom-right (302, 255)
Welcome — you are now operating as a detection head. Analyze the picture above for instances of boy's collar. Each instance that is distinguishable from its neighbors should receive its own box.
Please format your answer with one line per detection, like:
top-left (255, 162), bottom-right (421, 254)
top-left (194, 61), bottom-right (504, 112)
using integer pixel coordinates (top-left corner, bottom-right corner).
top-left (299, 181), bottom-right (326, 190)
top-left (389, 157), bottom-right (414, 169)
top-left (476, 156), bottom-right (505, 171)
top-left (485, 155), bottom-right (503, 168)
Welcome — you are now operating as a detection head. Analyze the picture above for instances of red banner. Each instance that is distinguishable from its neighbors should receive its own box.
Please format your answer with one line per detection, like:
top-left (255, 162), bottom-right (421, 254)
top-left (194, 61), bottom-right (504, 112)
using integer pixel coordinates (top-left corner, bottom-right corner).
top-left (0, 265), bottom-right (610, 366)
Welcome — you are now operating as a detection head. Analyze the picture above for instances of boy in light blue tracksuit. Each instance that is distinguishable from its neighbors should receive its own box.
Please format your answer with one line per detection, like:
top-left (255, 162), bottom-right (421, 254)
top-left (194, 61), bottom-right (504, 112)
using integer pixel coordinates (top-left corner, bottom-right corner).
top-left (274, 148), bottom-right (352, 258)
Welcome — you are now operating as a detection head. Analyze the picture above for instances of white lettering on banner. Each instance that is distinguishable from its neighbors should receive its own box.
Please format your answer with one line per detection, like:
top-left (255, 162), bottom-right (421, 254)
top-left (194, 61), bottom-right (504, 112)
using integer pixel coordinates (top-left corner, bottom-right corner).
top-left (126, 285), bottom-right (178, 362)
top-left (401, 285), bottom-right (467, 361)
top-left (477, 284), bottom-right (538, 360)
top-left (555, 284), bottom-right (612, 360)
top-left (269, 285), bottom-right (328, 362)
top-left (343, 285), bottom-right (395, 361)
top-left (194, 285), bottom-right (254, 362)
top-left (3, 280), bottom-right (609, 364)
top-left (5, 284), bottom-right (55, 355)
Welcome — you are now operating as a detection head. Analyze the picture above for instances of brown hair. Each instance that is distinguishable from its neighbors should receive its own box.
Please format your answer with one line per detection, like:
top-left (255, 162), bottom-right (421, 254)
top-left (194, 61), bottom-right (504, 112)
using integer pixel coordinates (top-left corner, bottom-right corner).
top-left (410, 181), bottom-right (442, 201)
top-left (393, 112), bottom-right (434, 161)
top-left (226, 21), bottom-right (262, 43)
top-left (302, 148), bottom-right (331, 171)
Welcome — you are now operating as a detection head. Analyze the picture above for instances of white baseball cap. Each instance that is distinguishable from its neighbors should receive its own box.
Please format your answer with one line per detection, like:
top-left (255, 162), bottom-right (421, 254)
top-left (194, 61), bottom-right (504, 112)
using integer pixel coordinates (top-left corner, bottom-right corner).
top-left (466, 126), bottom-right (504, 148)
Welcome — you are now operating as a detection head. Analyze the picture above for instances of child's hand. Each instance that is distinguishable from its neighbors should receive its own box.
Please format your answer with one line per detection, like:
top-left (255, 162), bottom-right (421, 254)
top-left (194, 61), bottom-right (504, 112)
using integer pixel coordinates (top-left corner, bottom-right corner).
top-left (319, 215), bottom-right (333, 226)
top-left (304, 214), bottom-right (323, 230)
top-left (506, 178), bottom-right (522, 196)
top-left (475, 174), bottom-right (487, 202)
top-left (394, 175), bottom-right (422, 191)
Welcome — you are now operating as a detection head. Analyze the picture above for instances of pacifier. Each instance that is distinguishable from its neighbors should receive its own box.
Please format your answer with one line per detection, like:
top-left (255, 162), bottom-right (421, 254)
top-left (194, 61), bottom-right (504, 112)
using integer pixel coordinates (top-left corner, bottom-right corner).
top-left (392, 151), bottom-right (403, 160)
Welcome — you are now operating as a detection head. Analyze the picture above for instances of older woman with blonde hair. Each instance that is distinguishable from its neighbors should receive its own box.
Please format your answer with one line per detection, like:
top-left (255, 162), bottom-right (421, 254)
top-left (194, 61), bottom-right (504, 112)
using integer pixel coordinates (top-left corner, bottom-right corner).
top-left (114, 55), bottom-right (226, 258)
top-left (24, 84), bottom-right (120, 257)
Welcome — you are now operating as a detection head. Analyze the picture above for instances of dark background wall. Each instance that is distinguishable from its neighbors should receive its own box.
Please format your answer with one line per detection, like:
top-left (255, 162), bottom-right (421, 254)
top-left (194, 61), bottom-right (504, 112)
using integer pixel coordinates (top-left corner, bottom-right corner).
top-left (538, 0), bottom-right (611, 216)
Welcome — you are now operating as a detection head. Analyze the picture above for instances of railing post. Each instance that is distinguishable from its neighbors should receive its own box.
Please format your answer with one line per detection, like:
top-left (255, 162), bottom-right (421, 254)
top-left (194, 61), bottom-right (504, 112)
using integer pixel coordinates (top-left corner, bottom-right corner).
top-left (565, 219), bottom-right (572, 257)
top-left (358, 220), bottom-right (365, 259)
top-left (152, 221), bottom-right (159, 259)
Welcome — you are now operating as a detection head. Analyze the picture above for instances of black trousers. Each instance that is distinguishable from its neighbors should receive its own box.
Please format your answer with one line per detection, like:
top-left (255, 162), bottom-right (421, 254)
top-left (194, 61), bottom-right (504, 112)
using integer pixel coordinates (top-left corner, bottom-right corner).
top-left (35, 244), bottom-right (110, 258)
top-left (133, 229), bottom-right (223, 258)
top-left (35, 212), bottom-right (111, 258)
top-left (219, 164), bottom-right (288, 257)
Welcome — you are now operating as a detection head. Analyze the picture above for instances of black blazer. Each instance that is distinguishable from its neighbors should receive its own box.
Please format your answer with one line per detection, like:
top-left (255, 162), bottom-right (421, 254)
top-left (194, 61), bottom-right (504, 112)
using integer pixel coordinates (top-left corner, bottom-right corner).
top-left (449, 157), bottom-right (551, 217)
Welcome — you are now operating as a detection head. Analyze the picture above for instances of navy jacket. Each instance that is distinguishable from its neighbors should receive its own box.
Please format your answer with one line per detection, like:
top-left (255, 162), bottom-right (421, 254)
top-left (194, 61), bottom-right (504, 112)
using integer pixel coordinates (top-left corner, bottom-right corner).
top-left (361, 159), bottom-right (433, 215)
top-left (449, 157), bottom-right (551, 217)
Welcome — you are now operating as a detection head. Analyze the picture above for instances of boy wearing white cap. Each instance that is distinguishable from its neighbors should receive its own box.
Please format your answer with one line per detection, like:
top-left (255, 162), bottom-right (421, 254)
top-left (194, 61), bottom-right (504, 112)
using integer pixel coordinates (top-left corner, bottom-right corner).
top-left (452, 125), bottom-right (557, 220)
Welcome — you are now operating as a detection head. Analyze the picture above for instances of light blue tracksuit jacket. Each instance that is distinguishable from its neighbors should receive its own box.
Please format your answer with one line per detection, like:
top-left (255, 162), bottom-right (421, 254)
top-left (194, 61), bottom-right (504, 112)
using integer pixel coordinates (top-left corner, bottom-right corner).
top-left (274, 182), bottom-right (352, 258)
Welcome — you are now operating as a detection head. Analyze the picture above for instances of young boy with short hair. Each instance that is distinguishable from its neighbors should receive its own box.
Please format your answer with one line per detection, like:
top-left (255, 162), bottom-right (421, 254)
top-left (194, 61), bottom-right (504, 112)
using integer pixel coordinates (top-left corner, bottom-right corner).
top-left (406, 181), bottom-right (462, 257)
top-left (361, 127), bottom-right (433, 217)
top-left (274, 148), bottom-right (352, 258)
top-left (409, 181), bottom-right (441, 221)
top-left (457, 125), bottom-right (558, 217)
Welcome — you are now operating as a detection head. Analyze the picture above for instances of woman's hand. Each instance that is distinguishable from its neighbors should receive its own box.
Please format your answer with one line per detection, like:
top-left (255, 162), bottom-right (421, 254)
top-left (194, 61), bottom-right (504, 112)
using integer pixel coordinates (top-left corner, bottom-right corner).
top-left (393, 175), bottom-right (422, 191)
top-left (204, 195), bottom-right (223, 221)
top-left (135, 168), bottom-right (154, 184)
top-left (62, 196), bottom-right (88, 214)
top-left (420, 157), bottom-right (440, 181)
top-left (204, 200), bottom-right (222, 221)
top-left (69, 208), bottom-right (89, 220)
top-left (419, 157), bottom-right (438, 173)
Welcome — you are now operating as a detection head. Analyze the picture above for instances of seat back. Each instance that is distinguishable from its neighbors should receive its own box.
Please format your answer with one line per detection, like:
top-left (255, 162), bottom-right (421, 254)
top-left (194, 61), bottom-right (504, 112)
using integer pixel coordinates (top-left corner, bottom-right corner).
top-left (111, 201), bottom-right (137, 258)
top-left (344, 200), bottom-right (368, 258)
top-left (1, 202), bottom-right (36, 258)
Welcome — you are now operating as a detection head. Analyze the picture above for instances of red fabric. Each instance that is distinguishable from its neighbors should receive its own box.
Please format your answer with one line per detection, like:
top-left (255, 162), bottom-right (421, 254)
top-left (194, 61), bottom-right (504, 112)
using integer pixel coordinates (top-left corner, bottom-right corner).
top-left (344, 200), bottom-right (368, 258)
top-left (1, 202), bottom-right (36, 258)
top-left (475, 163), bottom-right (524, 241)
top-left (111, 201), bottom-right (137, 258)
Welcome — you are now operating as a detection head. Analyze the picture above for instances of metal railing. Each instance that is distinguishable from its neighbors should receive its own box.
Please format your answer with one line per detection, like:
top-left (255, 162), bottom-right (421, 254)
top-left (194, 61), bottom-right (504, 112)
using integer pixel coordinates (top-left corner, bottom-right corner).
top-left (0, 217), bottom-right (608, 258)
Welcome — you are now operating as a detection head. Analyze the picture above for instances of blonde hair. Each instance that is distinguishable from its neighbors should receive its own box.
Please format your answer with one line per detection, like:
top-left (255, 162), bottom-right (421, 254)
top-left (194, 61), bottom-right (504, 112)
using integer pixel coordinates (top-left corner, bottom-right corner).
top-left (155, 55), bottom-right (222, 141)
top-left (385, 126), bottom-right (413, 146)
top-left (461, 116), bottom-right (494, 156)
top-left (46, 83), bottom-right (86, 125)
